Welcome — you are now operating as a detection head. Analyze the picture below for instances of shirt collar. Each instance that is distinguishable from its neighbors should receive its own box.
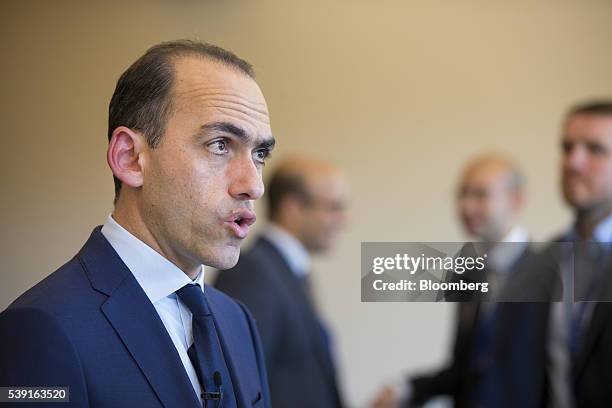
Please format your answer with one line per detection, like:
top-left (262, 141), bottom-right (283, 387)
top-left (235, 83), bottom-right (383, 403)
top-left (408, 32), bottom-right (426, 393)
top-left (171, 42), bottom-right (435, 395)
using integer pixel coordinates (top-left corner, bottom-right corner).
top-left (488, 225), bottom-right (530, 273)
top-left (262, 223), bottom-right (311, 277)
top-left (501, 225), bottom-right (529, 243)
top-left (593, 212), bottom-right (612, 242)
top-left (566, 212), bottom-right (612, 243)
top-left (101, 214), bottom-right (204, 304)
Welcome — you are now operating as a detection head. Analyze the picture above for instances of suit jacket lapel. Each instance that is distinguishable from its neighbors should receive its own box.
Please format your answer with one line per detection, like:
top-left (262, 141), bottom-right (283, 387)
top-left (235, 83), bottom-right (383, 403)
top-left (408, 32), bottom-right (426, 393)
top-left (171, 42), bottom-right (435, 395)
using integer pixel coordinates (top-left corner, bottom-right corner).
top-left (573, 255), bottom-right (612, 381)
top-left (573, 302), bottom-right (611, 382)
top-left (79, 227), bottom-right (200, 408)
top-left (258, 238), bottom-right (314, 313)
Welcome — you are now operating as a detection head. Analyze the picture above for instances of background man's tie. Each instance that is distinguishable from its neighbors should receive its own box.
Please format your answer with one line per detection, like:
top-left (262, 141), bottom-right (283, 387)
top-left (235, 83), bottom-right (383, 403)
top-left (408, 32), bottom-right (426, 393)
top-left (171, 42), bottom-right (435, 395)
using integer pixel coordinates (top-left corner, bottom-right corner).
top-left (176, 283), bottom-right (237, 408)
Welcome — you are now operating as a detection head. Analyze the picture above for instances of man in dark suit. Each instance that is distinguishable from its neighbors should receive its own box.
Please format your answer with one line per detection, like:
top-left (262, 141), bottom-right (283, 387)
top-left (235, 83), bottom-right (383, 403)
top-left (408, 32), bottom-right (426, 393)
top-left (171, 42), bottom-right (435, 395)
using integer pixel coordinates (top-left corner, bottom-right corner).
top-left (548, 101), bottom-right (612, 408)
top-left (372, 153), bottom-right (557, 408)
top-left (215, 156), bottom-right (349, 408)
top-left (0, 40), bottom-right (275, 407)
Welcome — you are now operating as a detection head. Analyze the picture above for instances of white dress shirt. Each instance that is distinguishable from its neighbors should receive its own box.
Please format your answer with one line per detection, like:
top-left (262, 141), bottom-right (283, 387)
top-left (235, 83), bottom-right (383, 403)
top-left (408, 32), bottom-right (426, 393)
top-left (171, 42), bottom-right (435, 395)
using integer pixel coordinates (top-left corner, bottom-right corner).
top-left (101, 215), bottom-right (204, 403)
top-left (487, 225), bottom-right (530, 295)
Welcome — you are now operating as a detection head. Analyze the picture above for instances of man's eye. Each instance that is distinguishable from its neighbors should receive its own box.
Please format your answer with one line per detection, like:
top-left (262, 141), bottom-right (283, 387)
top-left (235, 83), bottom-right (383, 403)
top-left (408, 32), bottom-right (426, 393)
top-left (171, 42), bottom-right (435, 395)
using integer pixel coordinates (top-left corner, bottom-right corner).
top-left (254, 149), bottom-right (270, 164)
top-left (208, 139), bottom-right (228, 154)
top-left (562, 141), bottom-right (573, 154)
top-left (587, 142), bottom-right (607, 156)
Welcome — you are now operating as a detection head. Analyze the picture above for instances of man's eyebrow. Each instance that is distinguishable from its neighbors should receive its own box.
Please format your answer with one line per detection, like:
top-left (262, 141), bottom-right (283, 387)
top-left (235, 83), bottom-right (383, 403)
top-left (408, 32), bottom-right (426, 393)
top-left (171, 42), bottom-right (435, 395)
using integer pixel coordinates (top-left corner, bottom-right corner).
top-left (200, 121), bottom-right (275, 150)
top-left (259, 136), bottom-right (276, 150)
top-left (200, 122), bottom-right (250, 141)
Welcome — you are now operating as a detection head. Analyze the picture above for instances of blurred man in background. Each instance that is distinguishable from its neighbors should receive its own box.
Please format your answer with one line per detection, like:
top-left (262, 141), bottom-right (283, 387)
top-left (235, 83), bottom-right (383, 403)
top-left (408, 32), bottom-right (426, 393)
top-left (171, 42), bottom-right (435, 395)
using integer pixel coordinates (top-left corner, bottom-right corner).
top-left (215, 156), bottom-right (349, 408)
top-left (372, 153), bottom-right (553, 408)
top-left (548, 101), bottom-right (612, 408)
top-left (456, 154), bottom-right (527, 246)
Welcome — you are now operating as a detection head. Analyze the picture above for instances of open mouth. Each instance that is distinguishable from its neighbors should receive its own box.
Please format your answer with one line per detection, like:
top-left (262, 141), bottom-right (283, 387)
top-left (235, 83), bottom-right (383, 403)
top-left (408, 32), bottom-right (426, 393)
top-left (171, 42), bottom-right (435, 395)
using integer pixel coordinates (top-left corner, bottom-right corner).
top-left (225, 210), bottom-right (256, 239)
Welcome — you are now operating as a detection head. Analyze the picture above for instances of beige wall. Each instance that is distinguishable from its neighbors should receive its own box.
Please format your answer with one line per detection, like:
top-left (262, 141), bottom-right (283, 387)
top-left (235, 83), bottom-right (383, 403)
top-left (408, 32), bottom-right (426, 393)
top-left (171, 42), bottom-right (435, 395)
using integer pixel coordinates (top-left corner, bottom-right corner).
top-left (2, 1), bottom-right (612, 406)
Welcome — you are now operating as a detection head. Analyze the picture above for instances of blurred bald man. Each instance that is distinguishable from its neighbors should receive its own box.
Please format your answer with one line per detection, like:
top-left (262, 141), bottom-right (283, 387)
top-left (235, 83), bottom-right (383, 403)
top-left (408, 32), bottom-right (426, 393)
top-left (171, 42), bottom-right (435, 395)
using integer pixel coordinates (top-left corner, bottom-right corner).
top-left (215, 156), bottom-right (348, 408)
top-left (372, 153), bottom-right (556, 408)
top-left (458, 153), bottom-right (527, 245)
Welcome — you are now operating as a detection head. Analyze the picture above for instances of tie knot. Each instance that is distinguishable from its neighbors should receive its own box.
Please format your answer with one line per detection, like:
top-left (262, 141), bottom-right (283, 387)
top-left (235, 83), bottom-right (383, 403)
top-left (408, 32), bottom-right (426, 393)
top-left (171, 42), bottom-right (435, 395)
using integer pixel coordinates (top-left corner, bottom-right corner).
top-left (176, 283), bottom-right (211, 317)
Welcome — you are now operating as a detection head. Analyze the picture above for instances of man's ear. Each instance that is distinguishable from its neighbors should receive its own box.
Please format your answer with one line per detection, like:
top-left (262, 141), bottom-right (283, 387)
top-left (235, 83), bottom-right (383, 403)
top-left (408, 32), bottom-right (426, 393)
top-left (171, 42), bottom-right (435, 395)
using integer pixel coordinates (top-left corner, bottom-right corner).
top-left (107, 126), bottom-right (147, 189)
top-left (276, 194), bottom-right (305, 228)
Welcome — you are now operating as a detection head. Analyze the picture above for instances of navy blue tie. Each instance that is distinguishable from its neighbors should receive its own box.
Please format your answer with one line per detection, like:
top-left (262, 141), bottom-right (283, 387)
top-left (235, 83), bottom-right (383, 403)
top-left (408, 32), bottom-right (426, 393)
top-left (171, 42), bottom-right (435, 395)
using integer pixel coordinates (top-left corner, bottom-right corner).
top-left (176, 284), bottom-right (236, 408)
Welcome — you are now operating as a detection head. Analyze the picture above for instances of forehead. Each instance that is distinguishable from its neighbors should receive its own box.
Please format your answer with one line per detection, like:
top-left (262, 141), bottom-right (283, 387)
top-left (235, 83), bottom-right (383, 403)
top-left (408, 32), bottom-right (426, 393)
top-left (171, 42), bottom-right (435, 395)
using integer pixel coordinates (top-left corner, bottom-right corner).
top-left (462, 164), bottom-right (508, 190)
top-left (312, 172), bottom-right (348, 193)
top-left (170, 55), bottom-right (270, 133)
top-left (564, 114), bottom-right (612, 142)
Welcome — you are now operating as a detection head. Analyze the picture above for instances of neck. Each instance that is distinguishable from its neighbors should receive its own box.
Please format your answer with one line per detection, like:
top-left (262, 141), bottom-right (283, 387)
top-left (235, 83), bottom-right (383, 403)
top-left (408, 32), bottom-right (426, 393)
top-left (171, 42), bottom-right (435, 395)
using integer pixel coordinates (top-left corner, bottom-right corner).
top-left (575, 204), bottom-right (612, 240)
top-left (481, 221), bottom-right (515, 244)
top-left (270, 221), bottom-right (314, 255)
top-left (112, 199), bottom-right (201, 279)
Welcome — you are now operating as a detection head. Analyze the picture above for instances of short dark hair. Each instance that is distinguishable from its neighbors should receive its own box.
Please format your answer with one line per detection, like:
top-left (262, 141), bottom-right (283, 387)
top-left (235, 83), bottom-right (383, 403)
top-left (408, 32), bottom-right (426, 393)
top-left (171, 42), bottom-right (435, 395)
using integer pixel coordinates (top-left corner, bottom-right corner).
top-left (107, 40), bottom-right (255, 199)
top-left (266, 171), bottom-right (311, 221)
top-left (567, 100), bottom-right (612, 119)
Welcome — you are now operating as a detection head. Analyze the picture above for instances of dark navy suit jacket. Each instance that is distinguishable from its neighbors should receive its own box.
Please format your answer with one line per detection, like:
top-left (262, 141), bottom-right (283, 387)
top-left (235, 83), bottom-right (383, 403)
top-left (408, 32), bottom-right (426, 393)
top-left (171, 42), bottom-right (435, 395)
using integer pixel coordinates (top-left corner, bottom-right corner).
top-left (552, 235), bottom-right (612, 407)
top-left (0, 227), bottom-right (271, 408)
top-left (215, 237), bottom-right (343, 408)
top-left (409, 246), bottom-right (560, 408)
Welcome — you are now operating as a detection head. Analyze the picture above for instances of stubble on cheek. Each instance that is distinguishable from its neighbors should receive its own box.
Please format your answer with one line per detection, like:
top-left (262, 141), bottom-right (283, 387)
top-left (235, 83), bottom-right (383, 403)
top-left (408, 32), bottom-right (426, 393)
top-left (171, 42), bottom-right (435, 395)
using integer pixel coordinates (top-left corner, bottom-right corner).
top-left (140, 149), bottom-right (193, 250)
top-left (179, 169), bottom-right (230, 261)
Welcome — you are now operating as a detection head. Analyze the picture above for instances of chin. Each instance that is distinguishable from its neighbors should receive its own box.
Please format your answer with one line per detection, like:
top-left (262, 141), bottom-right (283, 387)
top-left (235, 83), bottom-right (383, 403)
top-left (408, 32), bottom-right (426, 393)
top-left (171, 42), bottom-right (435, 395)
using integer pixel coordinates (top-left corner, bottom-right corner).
top-left (207, 245), bottom-right (241, 270)
top-left (562, 190), bottom-right (586, 209)
top-left (563, 181), bottom-right (589, 199)
top-left (311, 240), bottom-right (335, 254)
top-left (463, 225), bottom-right (479, 238)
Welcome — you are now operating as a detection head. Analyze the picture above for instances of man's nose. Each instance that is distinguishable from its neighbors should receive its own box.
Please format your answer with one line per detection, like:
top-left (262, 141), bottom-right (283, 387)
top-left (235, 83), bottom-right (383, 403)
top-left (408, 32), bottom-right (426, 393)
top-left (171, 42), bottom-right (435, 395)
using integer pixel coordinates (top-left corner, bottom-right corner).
top-left (228, 155), bottom-right (265, 201)
top-left (565, 145), bottom-right (587, 171)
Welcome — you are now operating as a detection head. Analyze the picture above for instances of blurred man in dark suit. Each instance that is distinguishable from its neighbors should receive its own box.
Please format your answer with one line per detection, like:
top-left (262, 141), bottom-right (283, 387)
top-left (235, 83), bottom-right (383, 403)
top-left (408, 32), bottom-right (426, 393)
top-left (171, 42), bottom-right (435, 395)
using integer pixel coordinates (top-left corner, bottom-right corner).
top-left (548, 101), bottom-right (612, 408)
top-left (372, 153), bottom-right (557, 408)
top-left (215, 156), bottom-right (349, 408)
